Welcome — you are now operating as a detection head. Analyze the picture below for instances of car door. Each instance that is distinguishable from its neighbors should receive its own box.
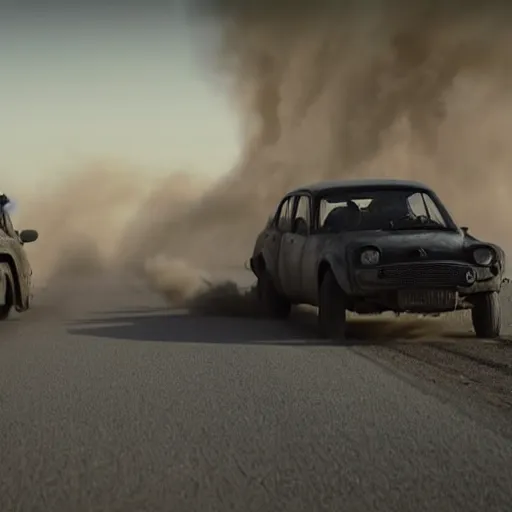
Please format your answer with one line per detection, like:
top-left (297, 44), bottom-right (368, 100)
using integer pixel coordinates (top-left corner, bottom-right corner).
top-left (268, 196), bottom-right (297, 295)
top-left (279, 194), bottom-right (311, 300)
top-left (262, 196), bottom-right (294, 290)
top-left (300, 196), bottom-right (337, 306)
top-left (1, 211), bottom-right (31, 303)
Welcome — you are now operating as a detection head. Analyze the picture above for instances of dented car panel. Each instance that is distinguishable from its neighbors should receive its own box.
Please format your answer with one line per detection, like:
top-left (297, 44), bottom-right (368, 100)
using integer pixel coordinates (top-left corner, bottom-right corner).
top-left (0, 193), bottom-right (38, 313)
top-left (0, 228), bottom-right (32, 307)
top-left (250, 179), bottom-right (506, 315)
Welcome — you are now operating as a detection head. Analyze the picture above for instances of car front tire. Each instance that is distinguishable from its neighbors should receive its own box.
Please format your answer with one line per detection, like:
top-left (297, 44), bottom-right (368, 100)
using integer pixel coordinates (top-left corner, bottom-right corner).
top-left (318, 269), bottom-right (347, 342)
top-left (0, 275), bottom-right (13, 321)
top-left (471, 291), bottom-right (501, 339)
top-left (257, 270), bottom-right (291, 319)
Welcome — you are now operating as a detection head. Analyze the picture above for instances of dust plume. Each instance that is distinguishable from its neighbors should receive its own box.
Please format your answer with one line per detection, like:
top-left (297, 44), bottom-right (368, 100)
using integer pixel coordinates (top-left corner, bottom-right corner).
top-left (136, 0), bottom-right (512, 326)
top-left (191, 0), bottom-right (512, 249)
top-left (145, 1), bottom-right (512, 265)
top-left (15, 162), bottom-right (143, 286)
top-left (13, 1), bottom-right (512, 330)
top-left (15, 162), bottom-right (211, 289)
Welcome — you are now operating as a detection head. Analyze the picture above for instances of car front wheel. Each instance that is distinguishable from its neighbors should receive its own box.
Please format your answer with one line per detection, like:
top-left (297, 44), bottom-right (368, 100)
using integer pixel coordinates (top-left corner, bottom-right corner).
top-left (0, 275), bottom-right (13, 321)
top-left (318, 269), bottom-right (347, 342)
top-left (471, 291), bottom-right (501, 339)
top-left (257, 271), bottom-right (291, 319)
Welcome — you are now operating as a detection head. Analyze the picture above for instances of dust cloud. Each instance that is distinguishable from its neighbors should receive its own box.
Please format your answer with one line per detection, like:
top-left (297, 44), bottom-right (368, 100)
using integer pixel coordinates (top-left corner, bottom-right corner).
top-left (13, 0), bottom-right (512, 330)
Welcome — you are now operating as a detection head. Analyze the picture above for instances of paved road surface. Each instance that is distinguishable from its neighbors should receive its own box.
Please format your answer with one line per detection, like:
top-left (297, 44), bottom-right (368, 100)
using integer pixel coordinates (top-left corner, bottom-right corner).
top-left (1, 275), bottom-right (512, 512)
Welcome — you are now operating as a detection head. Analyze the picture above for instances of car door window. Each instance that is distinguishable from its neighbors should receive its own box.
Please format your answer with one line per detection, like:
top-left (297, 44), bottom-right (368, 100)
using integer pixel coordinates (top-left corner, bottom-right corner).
top-left (292, 195), bottom-right (310, 235)
top-left (407, 192), bottom-right (447, 226)
top-left (407, 193), bottom-right (428, 217)
top-left (277, 197), bottom-right (294, 232)
top-left (422, 194), bottom-right (446, 225)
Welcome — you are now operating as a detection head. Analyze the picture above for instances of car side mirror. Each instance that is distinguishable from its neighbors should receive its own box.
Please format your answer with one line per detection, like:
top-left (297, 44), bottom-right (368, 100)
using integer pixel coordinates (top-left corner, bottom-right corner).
top-left (461, 226), bottom-right (469, 235)
top-left (19, 229), bottom-right (39, 244)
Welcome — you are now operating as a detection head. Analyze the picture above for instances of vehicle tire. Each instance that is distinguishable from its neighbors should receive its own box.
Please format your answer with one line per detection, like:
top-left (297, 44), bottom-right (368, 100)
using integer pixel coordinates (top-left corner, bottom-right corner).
top-left (318, 269), bottom-right (347, 342)
top-left (471, 291), bottom-right (501, 339)
top-left (257, 271), bottom-right (291, 319)
top-left (0, 275), bottom-right (13, 321)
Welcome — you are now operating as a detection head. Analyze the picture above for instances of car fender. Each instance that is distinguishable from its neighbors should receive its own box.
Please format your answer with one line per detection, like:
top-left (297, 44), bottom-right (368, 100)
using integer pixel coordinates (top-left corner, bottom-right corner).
top-left (0, 262), bottom-right (16, 306)
top-left (250, 230), bottom-right (282, 282)
top-left (249, 248), bottom-right (275, 281)
top-left (0, 266), bottom-right (7, 306)
top-left (0, 255), bottom-right (21, 308)
top-left (318, 253), bottom-right (352, 295)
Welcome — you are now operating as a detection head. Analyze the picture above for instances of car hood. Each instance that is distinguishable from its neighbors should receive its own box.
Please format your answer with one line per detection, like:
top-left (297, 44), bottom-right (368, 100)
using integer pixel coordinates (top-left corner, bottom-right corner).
top-left (337, 229), bottom-right (472, 264)
top-left (349, 230), bottom-right (464, 249)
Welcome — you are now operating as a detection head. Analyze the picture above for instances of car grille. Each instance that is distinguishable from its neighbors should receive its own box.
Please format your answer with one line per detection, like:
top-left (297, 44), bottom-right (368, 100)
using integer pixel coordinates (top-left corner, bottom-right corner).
top-left (378, 263), bottom-right (472, 287)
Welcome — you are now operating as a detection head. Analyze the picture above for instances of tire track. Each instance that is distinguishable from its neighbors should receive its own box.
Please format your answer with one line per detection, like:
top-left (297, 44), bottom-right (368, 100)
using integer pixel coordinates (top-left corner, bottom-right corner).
top-left (371, 337), bottom-right (512, 413)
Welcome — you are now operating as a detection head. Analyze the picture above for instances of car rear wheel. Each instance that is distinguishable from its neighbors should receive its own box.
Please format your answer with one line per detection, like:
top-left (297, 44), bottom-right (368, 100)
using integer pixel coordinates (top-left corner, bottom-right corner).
top-left (318, 269), bottom-right (347, 342)
top-left (471, 291), bottom-right (501, 339)
top-left (257, 271), bottom-right (291, 319)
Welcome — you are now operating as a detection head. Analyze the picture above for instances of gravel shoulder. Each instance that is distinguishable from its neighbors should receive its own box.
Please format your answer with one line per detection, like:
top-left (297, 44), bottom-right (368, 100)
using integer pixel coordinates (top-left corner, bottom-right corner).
top-left (343, 283), bottom-right (512, 427)
top-left (277, 280), bottom-right (512, 428)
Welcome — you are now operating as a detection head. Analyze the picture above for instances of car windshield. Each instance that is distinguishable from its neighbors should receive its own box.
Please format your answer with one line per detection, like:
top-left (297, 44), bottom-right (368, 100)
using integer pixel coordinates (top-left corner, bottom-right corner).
top-left (318, 187), bottom-right (452, 233)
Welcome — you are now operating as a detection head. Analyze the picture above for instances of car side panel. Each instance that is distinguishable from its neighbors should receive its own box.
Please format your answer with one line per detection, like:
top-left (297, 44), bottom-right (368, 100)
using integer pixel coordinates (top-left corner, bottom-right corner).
top-left (261, 227), bottom-right (283, 284)
top-left (301, 235), bottom-right (356, 305)
top-left (2, 213), bottom-right (32, 307)
top-left (0, 266), bottom-right (7, 305)
top-left (300, 235), bottom-right (326, 305)
top-left (0, 234), bottom-right (28, 307)
top-left (13, 240), bottom-right (32, 307)
top-left (278, 232), bottom-right (307, 299)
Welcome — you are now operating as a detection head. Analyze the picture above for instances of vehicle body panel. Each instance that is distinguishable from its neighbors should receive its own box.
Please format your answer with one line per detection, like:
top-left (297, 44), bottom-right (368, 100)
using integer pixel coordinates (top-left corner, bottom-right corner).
top-left (279, 232), bottom-right (308, 299)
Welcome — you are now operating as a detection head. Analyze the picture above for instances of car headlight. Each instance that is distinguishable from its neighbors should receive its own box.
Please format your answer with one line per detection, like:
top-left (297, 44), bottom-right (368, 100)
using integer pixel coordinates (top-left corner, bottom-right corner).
top-left (360, 248), bottom-right (380, 266)
top-left (473, 247), bottom-right (494, 266)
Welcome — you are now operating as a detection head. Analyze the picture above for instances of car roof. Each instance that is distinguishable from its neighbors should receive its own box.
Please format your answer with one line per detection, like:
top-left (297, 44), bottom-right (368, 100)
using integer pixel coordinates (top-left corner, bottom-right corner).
top-left (288, 179), bottom-right (434, 196)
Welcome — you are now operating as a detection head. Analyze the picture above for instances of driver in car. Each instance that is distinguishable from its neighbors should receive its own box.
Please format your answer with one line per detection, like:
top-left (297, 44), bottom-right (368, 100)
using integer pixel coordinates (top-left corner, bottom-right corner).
top-left (323, 200), bottom-right (362, 232)
top-left (368, 195), bottom-right (417, 229)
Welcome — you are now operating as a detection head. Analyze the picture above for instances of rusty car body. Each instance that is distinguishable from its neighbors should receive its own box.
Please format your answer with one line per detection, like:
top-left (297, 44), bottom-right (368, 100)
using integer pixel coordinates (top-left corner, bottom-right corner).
top-left (0, 193), bottom-right (38, 320)
top-left (249, 179), bottom-right (506, 341)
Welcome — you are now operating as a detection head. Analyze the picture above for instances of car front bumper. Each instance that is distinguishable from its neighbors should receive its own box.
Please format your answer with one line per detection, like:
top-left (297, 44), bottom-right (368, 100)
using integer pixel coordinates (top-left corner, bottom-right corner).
top-left (350, 261), bottom-right (502, 312)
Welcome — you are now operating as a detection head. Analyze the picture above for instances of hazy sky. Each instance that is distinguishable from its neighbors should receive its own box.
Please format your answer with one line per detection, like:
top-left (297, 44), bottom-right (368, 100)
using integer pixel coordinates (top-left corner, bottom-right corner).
top-left (1, 3), bottom-right (241, 189)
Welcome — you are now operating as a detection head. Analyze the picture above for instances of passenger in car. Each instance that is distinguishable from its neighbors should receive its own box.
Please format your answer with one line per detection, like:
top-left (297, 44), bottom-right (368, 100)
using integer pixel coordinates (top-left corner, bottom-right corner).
top-left (323, 201), bottom-right (362, 232)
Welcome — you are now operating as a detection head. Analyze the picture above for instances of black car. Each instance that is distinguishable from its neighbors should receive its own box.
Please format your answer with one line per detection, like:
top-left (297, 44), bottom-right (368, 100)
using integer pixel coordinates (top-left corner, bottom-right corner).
top-left (249, 179), bottom-right (506, 341)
